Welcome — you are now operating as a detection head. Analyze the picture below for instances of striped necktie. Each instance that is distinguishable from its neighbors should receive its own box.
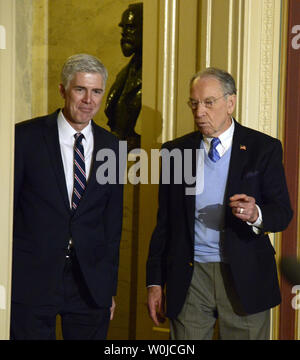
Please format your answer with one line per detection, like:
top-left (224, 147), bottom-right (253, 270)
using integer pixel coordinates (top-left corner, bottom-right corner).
top-left (72, 133), bottom-right (86, 211)
top-left (208, 137), bottom-right (221, 162)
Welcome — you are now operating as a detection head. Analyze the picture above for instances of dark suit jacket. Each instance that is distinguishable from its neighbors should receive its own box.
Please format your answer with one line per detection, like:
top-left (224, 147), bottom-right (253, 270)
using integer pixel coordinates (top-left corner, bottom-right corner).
top-left (146, 120), bottom-right (293, 317)
top-left (12, 109), bottom-right (123, 307)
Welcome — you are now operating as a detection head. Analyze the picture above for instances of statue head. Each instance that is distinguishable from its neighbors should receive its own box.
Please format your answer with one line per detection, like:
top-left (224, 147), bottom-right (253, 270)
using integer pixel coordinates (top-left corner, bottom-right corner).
top-left (119, 3), bottom-right (143, 57)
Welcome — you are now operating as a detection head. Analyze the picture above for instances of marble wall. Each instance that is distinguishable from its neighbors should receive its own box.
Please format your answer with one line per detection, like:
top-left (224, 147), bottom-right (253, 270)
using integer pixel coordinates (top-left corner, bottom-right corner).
top-left (15, 0), bottom-right (33, 122)
top-left (15, 0), bottom-right (48, 122)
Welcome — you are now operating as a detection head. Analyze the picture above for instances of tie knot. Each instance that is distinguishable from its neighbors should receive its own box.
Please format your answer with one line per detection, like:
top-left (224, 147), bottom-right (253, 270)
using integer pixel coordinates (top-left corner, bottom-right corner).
top-left (74, 133), bottom-right (84, 144)
top-left (211, 137), bottom-right (221, 148)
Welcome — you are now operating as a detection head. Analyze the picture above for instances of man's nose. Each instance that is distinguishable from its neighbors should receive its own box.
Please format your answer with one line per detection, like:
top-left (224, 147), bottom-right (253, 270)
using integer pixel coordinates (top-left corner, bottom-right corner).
top-left (82, 91), bottom-right (92, 103)
top-left (194, 102), bottom-right (206, 117)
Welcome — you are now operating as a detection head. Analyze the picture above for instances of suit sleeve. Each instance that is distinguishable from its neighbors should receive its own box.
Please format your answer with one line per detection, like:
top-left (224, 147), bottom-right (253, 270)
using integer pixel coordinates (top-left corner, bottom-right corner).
top-left (259, 139), bottom-right (293, 232)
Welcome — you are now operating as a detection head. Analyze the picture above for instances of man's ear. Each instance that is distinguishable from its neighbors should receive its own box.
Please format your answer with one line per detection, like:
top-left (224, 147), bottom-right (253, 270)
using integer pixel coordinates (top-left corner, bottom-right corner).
top-left (59, 84), bottom-right (66, 99)
top-left (227, 94), bottom-right (237, 115)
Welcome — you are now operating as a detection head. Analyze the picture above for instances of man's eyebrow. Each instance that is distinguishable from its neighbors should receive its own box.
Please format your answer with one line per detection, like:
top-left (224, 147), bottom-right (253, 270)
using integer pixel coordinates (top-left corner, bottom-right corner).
top-left (189, 96), bottom-right (217, 100)
top-left (73, 86), bottom-right (103, 91)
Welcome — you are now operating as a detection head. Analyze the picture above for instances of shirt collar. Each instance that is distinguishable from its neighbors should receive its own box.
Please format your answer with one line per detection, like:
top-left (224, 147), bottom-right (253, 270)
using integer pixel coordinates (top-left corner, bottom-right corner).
top-left (57, 110), bottom-right (93, 144)
top-left (203, 118), bottom-right (235, 151)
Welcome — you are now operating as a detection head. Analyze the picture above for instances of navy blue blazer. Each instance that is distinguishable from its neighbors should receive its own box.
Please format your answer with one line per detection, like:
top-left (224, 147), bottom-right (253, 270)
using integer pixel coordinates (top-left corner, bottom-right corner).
top-left (146, 120), bottom-right (293, 317)
top-left (12, 109), bottom-right (123, 307)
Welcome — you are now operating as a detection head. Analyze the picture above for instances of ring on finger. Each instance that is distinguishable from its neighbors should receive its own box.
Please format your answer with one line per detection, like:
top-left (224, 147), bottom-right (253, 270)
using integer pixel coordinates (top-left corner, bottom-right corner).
top-left (239, 207), bottom-right (244, 214)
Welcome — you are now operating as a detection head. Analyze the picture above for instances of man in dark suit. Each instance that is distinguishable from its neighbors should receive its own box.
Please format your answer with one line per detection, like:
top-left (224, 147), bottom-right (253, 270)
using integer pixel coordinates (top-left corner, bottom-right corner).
top-left (146, 68), bottom-right (293, 340)
top-left (11, 54), bottom-right (124, 340)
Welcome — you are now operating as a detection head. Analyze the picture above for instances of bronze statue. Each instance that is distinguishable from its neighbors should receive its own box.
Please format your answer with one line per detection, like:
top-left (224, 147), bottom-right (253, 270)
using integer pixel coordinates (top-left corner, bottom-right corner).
top-left (105, 3), bottom-right (143, 151)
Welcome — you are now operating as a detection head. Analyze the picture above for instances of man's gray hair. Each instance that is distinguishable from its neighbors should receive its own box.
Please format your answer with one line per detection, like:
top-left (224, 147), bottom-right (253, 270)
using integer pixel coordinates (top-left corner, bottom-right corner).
top-left (61, 54), bottom-right (108, 89)
top-left (190, 67), bottom-right (237, 95)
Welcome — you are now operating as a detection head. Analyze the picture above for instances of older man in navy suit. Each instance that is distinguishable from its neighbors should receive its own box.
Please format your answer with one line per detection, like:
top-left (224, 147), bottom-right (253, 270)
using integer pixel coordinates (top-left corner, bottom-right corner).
top-left (11, 54), bottom-right (123, 340)
top-left (147, 68), bottom-right (293, 340)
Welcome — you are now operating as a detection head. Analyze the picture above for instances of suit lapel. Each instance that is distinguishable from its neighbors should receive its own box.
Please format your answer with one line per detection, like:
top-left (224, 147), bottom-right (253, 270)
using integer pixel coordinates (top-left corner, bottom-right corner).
top-left (226, 120), bottom-right (249, 199)
top-left (80, 122), bottom-right (99, 200)
top-left (43, 110), bottom-right (71, 213)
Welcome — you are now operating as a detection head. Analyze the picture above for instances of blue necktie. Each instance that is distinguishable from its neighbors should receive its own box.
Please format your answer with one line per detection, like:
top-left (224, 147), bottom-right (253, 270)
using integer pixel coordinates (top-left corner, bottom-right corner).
top-left (208, 137), bottom-right (221, 162)
top-left (72, 133), bottom-right (86, 211)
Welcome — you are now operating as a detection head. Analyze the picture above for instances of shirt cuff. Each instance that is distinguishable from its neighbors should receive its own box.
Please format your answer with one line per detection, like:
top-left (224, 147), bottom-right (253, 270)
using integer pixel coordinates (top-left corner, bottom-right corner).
top-left (247, 204), bottom-right (263, 233)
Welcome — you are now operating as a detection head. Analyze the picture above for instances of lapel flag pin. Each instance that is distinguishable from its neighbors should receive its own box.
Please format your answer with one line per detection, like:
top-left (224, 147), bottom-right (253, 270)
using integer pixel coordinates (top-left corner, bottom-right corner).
top-left (240, 145), bottom-right (247, 150)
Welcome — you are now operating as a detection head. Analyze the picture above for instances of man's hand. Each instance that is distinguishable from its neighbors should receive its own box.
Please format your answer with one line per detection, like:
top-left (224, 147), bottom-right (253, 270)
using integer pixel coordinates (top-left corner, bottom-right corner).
top-left (229, 194), bottom-right (259, 223)
top-left (147, 286), bottom-right (166, 326)
top-left (110, 296), bottom-right (116, 320)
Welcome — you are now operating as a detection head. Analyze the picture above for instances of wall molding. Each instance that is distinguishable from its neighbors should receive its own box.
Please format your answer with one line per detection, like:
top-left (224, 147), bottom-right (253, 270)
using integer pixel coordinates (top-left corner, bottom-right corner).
top-left (0, 0), bottom-right (15, 340)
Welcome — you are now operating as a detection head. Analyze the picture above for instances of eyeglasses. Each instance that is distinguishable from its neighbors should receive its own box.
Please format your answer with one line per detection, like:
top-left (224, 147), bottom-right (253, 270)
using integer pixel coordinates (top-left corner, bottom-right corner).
top-left (187, 94), bottom-right (228, 110)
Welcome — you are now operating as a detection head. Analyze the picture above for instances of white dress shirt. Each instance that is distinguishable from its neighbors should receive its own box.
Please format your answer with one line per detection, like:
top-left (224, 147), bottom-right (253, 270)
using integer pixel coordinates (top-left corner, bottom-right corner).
top-left (57, 110), bottom-right (94, 208)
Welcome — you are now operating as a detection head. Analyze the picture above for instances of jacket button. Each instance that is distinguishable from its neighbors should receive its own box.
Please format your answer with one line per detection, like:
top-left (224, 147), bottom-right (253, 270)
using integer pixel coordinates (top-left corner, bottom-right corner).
top-left (189, 262), bottom-right (193, 267)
